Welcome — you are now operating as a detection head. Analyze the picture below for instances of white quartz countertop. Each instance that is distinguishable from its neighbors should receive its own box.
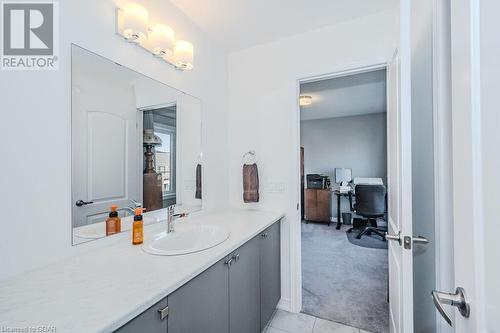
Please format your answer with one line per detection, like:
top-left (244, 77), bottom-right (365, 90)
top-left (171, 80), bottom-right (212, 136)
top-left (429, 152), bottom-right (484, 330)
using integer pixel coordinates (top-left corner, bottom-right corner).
top-left (0, 209), bottom-right (284, 333)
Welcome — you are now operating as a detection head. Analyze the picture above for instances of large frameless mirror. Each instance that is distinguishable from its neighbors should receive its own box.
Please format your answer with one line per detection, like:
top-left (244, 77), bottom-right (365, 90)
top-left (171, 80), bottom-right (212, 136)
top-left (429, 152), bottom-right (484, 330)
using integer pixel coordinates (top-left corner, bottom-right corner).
top-left (71, 44), bottom-right (202, 245)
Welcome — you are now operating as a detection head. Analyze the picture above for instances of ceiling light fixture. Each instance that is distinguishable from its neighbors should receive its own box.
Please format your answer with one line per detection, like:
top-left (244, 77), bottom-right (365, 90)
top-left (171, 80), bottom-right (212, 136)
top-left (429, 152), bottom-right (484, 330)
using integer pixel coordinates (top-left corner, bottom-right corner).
top-left (299, 95), bottom-right (312, 106)
top-left (116, 3), bottom-right (194, 71)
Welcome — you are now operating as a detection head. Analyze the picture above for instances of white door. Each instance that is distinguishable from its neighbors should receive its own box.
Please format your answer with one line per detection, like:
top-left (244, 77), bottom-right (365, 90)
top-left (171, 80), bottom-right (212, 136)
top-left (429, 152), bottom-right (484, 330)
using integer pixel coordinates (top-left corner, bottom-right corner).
top-left (386, 45), bottom-right (414, 333)
top-left (435, 0), bottom-right (500, 330)
top-left (71, 78), bottom-right (139, 228)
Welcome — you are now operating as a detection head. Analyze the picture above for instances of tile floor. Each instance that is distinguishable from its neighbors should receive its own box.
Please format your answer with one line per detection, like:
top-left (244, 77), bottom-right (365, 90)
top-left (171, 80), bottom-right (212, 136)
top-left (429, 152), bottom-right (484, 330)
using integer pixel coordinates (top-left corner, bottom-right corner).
top-left (263, 309), bottom-right (374, 333)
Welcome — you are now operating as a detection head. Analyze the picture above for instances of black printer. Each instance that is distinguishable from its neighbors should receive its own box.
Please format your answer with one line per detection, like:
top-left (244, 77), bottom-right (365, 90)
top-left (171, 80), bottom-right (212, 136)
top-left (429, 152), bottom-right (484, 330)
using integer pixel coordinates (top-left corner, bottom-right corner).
top-left (306, 174), bottom-right (330, 189)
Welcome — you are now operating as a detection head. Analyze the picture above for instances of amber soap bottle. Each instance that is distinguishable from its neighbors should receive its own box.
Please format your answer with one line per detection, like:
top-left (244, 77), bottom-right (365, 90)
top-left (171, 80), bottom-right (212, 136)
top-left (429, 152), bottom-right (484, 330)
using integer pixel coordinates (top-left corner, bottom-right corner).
top-left (105, 205), bottom-right (121, 236)
top-left (132, 208), bottom-right (144, 245)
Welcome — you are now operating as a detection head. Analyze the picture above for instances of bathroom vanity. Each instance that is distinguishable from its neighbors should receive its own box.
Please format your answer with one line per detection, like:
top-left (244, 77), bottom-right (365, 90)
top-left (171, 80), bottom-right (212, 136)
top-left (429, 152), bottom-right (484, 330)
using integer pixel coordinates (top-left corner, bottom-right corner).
top-left (0, 210), bottom-right (283, 333)
top-left (116, 219), bottom-right (280, 333)
top-left (0, 46), bottom-right (282, 333)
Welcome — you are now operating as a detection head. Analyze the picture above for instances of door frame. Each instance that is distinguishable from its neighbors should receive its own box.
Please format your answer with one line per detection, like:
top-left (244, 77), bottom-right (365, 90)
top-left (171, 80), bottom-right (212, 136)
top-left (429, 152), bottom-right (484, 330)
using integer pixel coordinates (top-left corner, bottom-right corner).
top-left (291, 61), bottom-right (454, 325)
top-left (138, 101), bottom-right (179, 204)
top-left (432, 0), bottom-right (455, 332)
top-left (290, 61), bottom-right (388, 313)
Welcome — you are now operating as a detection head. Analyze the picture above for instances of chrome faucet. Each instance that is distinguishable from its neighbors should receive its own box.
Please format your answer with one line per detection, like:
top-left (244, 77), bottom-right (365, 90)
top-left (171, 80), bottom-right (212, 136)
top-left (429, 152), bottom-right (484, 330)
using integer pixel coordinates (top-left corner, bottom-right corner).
top-left (122, 199), bottom-right (142, 215)
top-left (167, 205), bottom-right (175, 233)
top-left (130, 199), bottom-right (142, 208)
top-left (122, 207), bottom-right (135, 214)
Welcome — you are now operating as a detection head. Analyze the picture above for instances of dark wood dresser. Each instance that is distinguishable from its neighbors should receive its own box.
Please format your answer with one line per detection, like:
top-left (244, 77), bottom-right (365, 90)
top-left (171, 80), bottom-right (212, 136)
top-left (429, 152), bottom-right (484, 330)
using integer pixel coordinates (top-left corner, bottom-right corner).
top-left (304, 189), bottom-right (331, 225)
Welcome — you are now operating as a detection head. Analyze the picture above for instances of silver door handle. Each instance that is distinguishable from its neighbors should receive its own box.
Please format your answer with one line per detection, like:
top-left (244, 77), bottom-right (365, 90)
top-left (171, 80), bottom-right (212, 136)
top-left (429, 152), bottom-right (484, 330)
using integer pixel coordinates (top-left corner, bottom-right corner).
top-left (232, 253), bottom-right (240, 262)
top-left (413, 236), bottom-right (429, 244)
top-left (431, 287), bottom-right (470, 326)
top-left (385, 232), bottom-right (402, 245)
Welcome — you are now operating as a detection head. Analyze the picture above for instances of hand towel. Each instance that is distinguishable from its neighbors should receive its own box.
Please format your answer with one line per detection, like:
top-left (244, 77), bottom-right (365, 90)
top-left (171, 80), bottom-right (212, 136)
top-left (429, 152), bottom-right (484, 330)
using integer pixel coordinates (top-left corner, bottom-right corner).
top-left (243, 163), bottom-right (259, 203)
top-left (195, 164), bottom-right (202, 199)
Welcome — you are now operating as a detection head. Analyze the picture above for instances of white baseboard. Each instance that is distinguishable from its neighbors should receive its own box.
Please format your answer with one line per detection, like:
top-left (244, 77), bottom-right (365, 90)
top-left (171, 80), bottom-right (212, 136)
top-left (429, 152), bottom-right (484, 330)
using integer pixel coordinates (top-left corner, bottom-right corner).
top-left (277, 297), bottom-right (292, 312)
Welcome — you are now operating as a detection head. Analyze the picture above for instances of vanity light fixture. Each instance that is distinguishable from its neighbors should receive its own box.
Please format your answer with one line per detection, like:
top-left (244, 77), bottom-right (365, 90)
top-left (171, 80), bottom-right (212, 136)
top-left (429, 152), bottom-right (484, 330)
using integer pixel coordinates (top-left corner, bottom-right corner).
top-left (115, 2), bottom-right (194, 70)
top-left (174, 41), bottom-right (194, 70)
top-left (299, 95), bottom-right (313, 106)
top-left (117, 3), bottom-right (149, 43)
top-left (150, 24), bottom-right (175, 58)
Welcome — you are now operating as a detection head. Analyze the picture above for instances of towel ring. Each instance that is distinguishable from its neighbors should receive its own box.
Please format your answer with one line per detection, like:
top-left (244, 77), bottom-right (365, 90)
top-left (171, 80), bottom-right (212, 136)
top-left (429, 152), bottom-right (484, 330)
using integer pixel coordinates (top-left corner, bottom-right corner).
top-left (242, 150), bottom-right (257, 164)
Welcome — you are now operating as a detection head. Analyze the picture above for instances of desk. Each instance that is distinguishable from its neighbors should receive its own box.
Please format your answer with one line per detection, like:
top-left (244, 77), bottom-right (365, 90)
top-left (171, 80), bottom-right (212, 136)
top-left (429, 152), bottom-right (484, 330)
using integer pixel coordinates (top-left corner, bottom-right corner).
top-left (333, 190), bottom-right (353, 230)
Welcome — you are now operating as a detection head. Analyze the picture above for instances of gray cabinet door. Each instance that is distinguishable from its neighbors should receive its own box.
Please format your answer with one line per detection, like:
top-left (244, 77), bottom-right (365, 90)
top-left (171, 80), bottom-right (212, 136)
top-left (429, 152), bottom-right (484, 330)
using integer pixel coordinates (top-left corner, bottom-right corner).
top-left (260, 221), bottom-right (281, 330)
top-left (168, 257), bottom-right (229, 333)
top-left (115, 297), bottom-right (168, 333)
top-left (229, 235), bottom-right (261, 333)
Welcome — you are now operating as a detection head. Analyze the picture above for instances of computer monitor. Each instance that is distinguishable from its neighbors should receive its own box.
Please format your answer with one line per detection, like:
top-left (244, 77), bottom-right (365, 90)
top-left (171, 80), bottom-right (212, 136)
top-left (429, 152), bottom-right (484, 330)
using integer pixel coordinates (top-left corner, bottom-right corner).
top-left (335, 168), bottom-right (352, 184)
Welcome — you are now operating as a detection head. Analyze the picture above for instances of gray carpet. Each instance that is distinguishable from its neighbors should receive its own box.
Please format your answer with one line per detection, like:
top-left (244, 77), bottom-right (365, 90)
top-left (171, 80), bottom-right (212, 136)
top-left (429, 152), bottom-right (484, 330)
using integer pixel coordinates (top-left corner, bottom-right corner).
top-left (301, 222), bottom-right (389, 333)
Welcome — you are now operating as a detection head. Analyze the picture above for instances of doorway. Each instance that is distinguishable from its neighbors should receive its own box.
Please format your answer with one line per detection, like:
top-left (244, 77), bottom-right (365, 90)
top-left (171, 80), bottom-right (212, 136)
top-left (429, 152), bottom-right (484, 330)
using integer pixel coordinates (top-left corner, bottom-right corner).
top-left (299, 68), bottom-right (389, 332)
top-left (142, 105), bottom-right (178, 210)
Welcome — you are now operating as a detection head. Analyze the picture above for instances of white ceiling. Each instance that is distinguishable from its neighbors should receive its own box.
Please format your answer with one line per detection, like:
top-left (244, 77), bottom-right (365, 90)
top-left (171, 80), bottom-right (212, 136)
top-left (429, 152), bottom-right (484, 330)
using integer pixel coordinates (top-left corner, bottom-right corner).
top-left (300, 69), bottom-right (386, 121)
top-left (170, 0), bottom-right (398, 51)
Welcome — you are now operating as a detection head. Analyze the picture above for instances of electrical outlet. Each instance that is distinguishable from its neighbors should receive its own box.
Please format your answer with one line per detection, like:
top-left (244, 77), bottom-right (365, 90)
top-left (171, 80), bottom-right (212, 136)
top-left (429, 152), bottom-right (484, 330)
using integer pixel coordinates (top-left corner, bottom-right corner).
top-left (265, 181), bottom-right (285, 194)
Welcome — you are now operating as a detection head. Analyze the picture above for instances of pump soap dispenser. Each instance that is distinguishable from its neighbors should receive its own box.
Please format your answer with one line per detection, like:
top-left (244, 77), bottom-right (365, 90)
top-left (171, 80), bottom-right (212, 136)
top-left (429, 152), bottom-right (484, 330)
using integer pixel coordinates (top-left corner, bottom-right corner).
top-left (132, 208), bottom-right (145, 245)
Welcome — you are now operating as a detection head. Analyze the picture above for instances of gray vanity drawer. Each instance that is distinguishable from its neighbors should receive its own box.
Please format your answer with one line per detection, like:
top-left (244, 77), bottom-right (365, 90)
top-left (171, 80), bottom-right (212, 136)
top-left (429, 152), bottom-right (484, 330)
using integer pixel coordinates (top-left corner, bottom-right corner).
top-left (114, 297), bottom-right (168, 333)
top-left (229, 235), bottom-right (261, 333)
top-left (168, 256), bottom-right (229, 333)
top-left (260, 221), bottom-right (281, 330)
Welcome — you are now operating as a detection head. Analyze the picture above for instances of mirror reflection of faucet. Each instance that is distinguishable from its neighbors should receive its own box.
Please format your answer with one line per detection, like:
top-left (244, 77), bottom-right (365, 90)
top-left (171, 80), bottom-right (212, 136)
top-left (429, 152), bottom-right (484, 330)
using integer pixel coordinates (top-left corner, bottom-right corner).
top-left (120, 199), bottom-right (143, 215)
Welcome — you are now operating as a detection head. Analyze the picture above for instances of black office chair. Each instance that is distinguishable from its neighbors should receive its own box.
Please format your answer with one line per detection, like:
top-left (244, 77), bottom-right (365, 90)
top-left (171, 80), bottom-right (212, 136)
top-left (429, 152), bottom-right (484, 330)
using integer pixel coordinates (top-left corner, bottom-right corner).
top-left (351, 184), bottom-right (387, 240)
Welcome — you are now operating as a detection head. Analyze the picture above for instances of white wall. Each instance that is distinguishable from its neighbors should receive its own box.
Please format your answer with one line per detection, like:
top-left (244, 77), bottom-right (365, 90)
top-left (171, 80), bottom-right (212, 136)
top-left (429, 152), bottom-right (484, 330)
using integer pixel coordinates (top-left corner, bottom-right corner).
top-left (227, 9), bottom-right (399, 310)
top-left (0, 0), bottom-right (228, 279)
top-left (301, 113), bottom-right (387, 219)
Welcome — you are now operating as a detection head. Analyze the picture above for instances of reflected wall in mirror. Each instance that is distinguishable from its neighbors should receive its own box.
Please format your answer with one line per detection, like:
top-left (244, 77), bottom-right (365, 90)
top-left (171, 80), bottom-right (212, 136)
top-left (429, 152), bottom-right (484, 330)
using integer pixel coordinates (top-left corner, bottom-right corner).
top-left (71, 44), bottom-right (202, 245)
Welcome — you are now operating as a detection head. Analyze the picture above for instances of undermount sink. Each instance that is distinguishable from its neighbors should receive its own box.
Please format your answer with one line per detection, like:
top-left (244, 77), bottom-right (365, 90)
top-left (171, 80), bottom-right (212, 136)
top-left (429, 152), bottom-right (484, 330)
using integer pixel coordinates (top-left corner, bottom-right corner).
top-left (142, 225), bottom-right (230, 256)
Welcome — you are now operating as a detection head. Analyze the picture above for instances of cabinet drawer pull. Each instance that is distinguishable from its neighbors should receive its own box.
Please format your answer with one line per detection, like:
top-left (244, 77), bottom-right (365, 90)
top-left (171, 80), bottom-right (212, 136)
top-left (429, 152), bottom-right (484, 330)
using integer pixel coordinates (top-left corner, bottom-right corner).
top-left (158, 306), bottom-right (169, 321)
top-left (225, 258), bottom-right (233, 267)
top-left (232, 253), bottom-right (240, 262)
top-left (261, 232), bottom-right (268, 239)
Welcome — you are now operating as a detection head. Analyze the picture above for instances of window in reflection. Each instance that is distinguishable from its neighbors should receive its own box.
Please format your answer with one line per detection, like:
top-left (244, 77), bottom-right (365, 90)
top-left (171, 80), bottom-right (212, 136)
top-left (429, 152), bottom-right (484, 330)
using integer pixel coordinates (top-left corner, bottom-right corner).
top-left (155, 128), bottom-right (175, 195)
